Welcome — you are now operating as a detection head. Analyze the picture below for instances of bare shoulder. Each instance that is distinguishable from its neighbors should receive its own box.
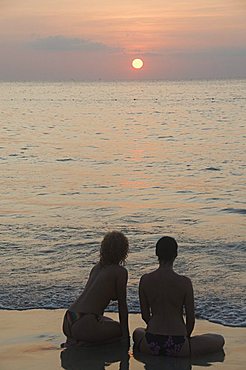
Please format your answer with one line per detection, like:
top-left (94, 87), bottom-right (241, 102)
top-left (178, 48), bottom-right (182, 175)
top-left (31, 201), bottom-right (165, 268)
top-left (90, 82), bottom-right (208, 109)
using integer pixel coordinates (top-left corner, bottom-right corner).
top-left (91, 263), bottom-right (99, 271)
top-left (109, 264), bottom-right (128, 277)
top-left (89, 263), bottom-right (99, 275)
top-left (176, 273), bottom-right (193, 288)
top-left (139, 271), bottom-right (153, 284)
top-left (114, 265), bottom-right (128, 287)
top-left (116, 265), bottom-right (128, 276)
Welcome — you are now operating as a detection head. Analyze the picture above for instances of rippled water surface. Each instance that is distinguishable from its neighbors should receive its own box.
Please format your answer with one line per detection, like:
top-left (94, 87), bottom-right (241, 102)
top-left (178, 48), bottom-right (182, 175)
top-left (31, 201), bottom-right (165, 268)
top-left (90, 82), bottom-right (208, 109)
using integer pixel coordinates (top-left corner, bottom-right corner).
top-left (0, 80), bottom-right (245, 326)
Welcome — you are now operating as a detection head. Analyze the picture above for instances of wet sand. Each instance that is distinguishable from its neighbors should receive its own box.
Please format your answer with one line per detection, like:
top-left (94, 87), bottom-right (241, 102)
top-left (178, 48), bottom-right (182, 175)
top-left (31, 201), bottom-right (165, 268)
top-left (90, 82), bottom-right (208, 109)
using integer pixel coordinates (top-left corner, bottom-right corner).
top-left (0, 310), bottom-right (245, 370)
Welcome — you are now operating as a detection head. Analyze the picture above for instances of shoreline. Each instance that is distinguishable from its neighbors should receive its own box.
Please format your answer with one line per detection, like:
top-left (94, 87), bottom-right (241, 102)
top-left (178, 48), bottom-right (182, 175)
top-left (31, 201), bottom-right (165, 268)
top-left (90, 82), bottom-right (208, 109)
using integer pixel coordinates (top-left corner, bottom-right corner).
top-left (1, 308), bottom-right (244, 329)
top-left (0, 309), bottom-right (245, 369)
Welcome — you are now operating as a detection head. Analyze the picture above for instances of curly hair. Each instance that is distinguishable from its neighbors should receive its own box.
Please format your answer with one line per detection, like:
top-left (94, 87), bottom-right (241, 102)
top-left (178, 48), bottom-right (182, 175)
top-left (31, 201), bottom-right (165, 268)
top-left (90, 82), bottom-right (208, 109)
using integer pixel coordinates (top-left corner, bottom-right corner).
top-left (100, 231), bottom-right (129, 266)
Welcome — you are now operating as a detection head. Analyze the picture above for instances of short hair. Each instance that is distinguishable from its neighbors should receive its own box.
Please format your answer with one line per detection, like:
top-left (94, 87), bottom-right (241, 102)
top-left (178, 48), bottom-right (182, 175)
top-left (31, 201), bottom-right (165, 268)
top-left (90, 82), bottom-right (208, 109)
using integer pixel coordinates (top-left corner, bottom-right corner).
top-left (100, 231), bottom-right (129, 266)
top-left (155, 236), bottom-right (178, 262)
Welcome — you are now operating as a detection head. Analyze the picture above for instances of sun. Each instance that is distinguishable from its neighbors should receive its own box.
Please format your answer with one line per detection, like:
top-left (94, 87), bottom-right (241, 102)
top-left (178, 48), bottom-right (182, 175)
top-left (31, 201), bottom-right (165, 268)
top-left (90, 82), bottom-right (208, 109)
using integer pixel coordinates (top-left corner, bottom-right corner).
top-left (132, 58), bottom-right (144, 69)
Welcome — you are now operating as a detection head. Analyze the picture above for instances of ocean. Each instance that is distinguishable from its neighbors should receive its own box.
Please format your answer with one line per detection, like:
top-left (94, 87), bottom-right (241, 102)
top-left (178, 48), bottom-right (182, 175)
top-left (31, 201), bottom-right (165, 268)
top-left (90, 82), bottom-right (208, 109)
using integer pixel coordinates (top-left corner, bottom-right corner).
top-left (0, 80), bottom-right (245, 327)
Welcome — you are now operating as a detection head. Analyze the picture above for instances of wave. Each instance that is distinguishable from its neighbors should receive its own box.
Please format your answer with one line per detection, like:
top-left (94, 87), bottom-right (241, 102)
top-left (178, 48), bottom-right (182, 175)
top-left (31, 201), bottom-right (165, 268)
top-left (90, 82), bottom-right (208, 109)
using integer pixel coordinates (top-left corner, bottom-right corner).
top-left (221, 208), bottom-right (246, 215)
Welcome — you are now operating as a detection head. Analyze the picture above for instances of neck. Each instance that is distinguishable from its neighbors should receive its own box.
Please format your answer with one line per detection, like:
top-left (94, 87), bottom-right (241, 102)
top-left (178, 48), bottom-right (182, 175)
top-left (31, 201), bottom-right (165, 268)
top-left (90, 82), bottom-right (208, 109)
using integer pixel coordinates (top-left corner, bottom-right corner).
top-left (159, 261), bottom-right (174, 270)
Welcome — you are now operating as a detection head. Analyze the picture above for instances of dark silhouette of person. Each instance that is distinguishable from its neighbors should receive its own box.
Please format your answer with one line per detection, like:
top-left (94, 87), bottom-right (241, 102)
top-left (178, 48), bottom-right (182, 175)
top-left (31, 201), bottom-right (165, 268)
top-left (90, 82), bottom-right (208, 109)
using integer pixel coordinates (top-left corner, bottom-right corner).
top-left (133, 236), bottom-right (225, 357)
top-left (62, 231), bottom-right (129, 347)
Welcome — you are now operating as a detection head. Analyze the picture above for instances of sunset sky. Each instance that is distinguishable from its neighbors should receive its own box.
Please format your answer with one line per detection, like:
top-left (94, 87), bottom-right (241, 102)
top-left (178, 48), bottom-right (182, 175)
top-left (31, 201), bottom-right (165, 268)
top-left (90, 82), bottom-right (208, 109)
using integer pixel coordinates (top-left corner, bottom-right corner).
top-left (0, 0), bottom-right (245, 81)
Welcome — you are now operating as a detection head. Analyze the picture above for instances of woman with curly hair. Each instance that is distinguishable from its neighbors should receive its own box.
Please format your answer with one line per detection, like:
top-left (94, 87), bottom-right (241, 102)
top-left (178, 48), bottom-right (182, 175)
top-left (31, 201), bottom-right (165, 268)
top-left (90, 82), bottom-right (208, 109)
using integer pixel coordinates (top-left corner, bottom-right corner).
top-left (62, 231), bottom-right (129, 347)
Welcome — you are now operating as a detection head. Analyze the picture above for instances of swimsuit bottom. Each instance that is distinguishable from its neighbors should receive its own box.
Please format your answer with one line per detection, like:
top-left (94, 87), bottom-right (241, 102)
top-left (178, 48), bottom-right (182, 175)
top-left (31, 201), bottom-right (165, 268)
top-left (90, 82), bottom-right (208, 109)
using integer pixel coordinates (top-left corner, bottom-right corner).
top-left (145, 332), bottom-right (186, 356)
top-left (62, 310), bottom-right (101, 347)
top-left (63, 310), bottom-right (101, 336)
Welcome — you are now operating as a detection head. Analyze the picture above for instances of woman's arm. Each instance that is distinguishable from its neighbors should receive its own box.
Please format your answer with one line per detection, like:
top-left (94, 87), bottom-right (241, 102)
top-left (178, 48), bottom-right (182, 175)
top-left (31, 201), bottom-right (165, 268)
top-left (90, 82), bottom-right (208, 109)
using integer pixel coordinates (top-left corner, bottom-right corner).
top-left (139, 275), bottom-right (151, 325)
top-left (184, 277), bottom-right (195, 337)
top-left (117, 268), bottom-right (129, 338)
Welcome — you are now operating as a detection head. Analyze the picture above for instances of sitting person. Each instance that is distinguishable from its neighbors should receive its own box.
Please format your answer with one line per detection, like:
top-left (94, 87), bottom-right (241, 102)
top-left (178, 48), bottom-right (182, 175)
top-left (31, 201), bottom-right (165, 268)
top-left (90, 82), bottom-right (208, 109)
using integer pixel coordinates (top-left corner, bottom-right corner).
top-left (133, 236), bottom-right (224, 357)
top-left (62, 231), bottom-right (129, 347)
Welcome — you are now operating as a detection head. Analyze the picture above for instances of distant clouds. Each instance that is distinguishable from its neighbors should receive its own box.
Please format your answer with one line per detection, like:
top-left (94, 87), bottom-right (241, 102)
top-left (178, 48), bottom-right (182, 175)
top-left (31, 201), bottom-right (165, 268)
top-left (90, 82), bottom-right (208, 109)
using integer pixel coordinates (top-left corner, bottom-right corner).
top-left (28, 35), bottom-right (120, 52)
top-left (154, 46), bottom-right (246, 57)
top-left (0, 0), bottom-right (245, 80)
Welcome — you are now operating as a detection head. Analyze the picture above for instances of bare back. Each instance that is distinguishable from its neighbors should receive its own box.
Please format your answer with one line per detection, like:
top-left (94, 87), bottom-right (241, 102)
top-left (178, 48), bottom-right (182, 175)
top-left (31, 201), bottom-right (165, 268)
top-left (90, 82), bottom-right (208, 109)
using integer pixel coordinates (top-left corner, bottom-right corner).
top-left (69, 263), bottom-right (127, 315)
top-left (139, 267), bottom-right (194, 336)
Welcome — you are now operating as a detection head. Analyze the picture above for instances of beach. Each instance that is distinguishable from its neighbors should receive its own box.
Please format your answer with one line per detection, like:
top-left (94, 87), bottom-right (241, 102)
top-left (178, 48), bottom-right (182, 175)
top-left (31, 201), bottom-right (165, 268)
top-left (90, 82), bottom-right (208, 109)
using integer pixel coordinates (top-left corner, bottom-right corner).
top-left (0, 310), bottom-right (245, 370)
top-left (0, 80), bottom-right (245, 369)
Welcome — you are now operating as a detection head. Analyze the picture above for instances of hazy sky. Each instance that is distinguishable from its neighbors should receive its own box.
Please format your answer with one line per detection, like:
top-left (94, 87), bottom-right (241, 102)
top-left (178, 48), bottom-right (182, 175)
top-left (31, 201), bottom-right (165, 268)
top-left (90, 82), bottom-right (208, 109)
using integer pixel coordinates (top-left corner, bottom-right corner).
top-left (0, 0), bottom-right (246, 80)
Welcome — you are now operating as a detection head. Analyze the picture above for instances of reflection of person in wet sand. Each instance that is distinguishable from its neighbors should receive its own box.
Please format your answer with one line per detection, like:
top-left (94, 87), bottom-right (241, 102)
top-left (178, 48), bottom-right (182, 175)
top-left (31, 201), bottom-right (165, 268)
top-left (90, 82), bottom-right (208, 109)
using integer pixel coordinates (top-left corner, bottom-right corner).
top-left (133, 236), bottom-right (225, 357)
top-left (62, 231), bottom-right (129, 347)
top-left (134, 350), bottom-right (192, 370)
top-left (61, 340), bottom-right (130, 370)
top-left (134, 347), bottom-right (225, 370)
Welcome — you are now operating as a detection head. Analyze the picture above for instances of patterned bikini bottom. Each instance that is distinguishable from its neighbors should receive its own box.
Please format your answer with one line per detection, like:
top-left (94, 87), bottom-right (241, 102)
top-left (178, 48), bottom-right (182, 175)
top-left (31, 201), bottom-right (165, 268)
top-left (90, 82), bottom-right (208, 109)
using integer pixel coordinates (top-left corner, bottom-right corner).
top-left (145, 332), bottom-right (186, 356)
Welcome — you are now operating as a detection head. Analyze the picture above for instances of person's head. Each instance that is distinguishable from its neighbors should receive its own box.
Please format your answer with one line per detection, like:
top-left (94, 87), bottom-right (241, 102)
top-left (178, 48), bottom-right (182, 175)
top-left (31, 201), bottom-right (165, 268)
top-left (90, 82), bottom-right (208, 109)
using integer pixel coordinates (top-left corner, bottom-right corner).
top-left (100, 231), bottom-right (129, 266)
top-left (155, 236), bottom-right (178, 264)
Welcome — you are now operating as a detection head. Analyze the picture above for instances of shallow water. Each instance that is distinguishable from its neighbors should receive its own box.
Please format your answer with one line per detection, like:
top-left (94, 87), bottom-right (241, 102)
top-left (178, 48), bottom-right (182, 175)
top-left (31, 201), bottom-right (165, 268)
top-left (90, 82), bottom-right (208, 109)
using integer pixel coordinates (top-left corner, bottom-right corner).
top-left (0, 80), bottom-right (245, 326)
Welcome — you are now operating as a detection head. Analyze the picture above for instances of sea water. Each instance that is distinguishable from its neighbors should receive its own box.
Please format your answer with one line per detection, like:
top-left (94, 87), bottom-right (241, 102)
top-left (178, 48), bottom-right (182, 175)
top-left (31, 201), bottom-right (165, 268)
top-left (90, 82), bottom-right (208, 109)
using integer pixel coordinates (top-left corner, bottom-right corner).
top-left (0, 80), bottom-right (245, 327)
